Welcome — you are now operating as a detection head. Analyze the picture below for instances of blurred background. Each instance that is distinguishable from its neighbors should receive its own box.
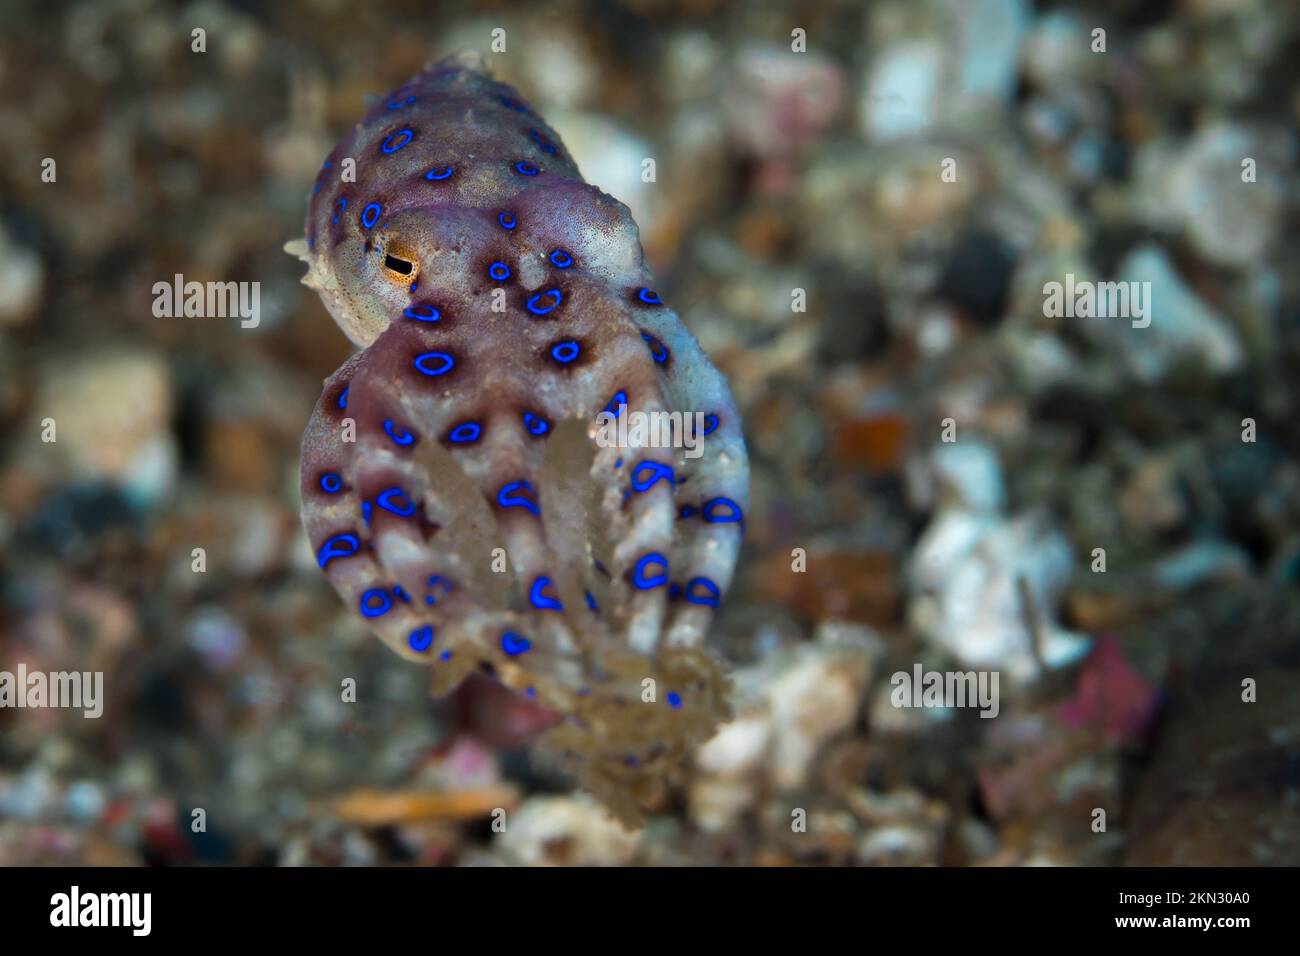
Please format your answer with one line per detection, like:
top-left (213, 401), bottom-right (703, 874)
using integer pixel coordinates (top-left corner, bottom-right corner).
top-left (0, 0), bottom-right (1298, 866)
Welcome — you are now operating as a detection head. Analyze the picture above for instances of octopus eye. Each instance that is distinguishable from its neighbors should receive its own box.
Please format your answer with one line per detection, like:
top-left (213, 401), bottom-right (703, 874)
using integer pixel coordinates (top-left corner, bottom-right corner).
top-left (384, 254), bottom-right (414, 276)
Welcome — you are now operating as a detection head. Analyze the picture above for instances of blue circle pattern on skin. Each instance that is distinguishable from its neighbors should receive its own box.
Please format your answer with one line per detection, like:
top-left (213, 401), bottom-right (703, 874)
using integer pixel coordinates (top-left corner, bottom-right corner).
top-left (702, 497), bottom-right (743, 524)
top-left (361, 202), bottom-right (382, 229)
top-left (404, 304), bottom-right (440, 322)
top-left (514, 160), bottom-right (540, 176)
top-left (408, 625), bottom-right (434, 653)
top-left (319, 472), bottom-right (344, 494)
top-left (501, 631), bottom-right (533, 656)
top-left (488, 261), bottom-right (511, 282)
top-left (497, 480), bottom-right (540, 516)
top-left (317, 533), bottom-right (360, 569)
top-left (529, 576), bottom-right (564, 611)
top-left (332, 197), bottom-right (347, 225)
top-left (498, 211), bottom-right (517, 230)
top-left (529, 128), bottom-right (558, 155)
top-left (667, 691), bottom-right (683, 709)
top-left (380, 129), bottom-right (414, 153)
top-left (376, 487), bottom-right (416, 517)
top-left (685, 577), bottom-right (721, 607)
top-left (549, 249), bottom-right (573, 268)
top-left (337, 386), bottom-right (349, 410)
top-left (425, 574), bottom-right (454, 606)
top-left (413, 351), bottom-right (455, 377)
top-left (637, 287), bottom-right (662, 305)
top-left (642, 333), bottom-right (669, 363)
top-left (383, 419), bottom-right (416, 447)
top-left (425, 165), bottom-right (454, 181)
top-left (604, 390), bottom-right (627, 417)
top-left (703, 413), bottom-right (720, 435)
top-left (551, 341), bottom-right (580, 364)
top-left (526, 289), bottom-right (562, 316)
top-left (359, 588), bottom-right (392, 618)
top-left (631, 461), bottom-right (674, 493)
top-left (449, 422), bottom-right (482, 443)
top-left (523, 412), bottom-right (550, 436)
top-left (633, 552), bottom-right (670, 589)
top-left (388, 95), bottom-right (416, 110)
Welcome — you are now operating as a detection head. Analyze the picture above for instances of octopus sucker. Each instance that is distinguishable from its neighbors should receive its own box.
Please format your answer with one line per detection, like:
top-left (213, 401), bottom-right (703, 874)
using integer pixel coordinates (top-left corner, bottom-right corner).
top-left (292, 55), bottom-right (749, 826)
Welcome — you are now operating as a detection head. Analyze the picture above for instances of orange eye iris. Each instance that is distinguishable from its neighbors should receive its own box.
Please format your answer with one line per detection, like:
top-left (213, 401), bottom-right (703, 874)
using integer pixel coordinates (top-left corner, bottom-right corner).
top-left (384, 254), bottom-right (414, 275)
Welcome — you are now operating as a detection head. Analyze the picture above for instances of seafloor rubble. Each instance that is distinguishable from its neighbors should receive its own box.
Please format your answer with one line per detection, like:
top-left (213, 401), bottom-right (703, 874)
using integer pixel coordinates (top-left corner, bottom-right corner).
top-left (0, 0), bottom-right (1297, 865)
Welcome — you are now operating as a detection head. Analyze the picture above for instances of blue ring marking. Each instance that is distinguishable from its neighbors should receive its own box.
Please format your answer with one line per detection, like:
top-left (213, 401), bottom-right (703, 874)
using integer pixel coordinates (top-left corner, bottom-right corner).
top-left (488, 261), bottom-right (511, 281)
top-left (392, 585), bottom-right (411, 603)
top-left (413, 351), bottom-right (455, 377)
top-left (425, 165), bottom-right (454, 180)
top-left (529, 128), bottom-right (558, 155)
top-left (359, 588), bottom-right (393, 618)
top-left (403, 304), bottom-right (441, 322)
top-left (448, 422), bottom-right (481, 443)
top-left (523, 412), bottom-right (550, 436)
top-left (499, 95), bottom-right (528, 112)
top-left (703, 413), bottom-right (719, 435)
top-left (548, 249), bottom-right (573, 268)
top-left (425, 574), bottom-right (454, 606)
top-left (496, 480), bottom-right (540, 516)
top-left (632, 552), bottom-right (670, 590)
top-left (332, 197), bottom-right (347, 225)
top-left (642, 333), bottom-right (669, 363)
top-left (376, 487), bottom-right (416, 517)
top-left (439, 649), bottom-right (452, 661)
top-left (317, 533), bottom-right (360, 569)
top-left (500, 631), bottom-right (533, 656)
top-left (526, 289), bottom-right (562, 316)
top-left (337, 386), bottom-right (349, 410)
top-left (585, 590), bottom-right (598, 611)
top-left (685, 576), bottom-right (722, 608)
top-left (614, 457), bottom-right (623, 469)
top-left (529, 576), bottom-right (565, 611)
top-left (702, 497), bottom-right (743, 524)
top-left (637, 287), bottom-right (662, 304)
top-left (380, 129), bottom-right (414, 153)
top-left (514, 160), bottom-right (539, 176)
top-left (550, 341), bottom-right (580, 364)
top-left (498, 211), bottom-right (517, 230)
top-left (387, 94), bottom-right (416, 109)
top-left (361, 500), bottom-right (373, 524)
top-left (407, 625), bottom-right (434, 653)
top-left (319, 472), bottom-right (344, 494)
top-left (631, 461), bottom-right (675, 493)
top-left (361, 202), bottom-right (382, 229)
top-left (383, 419), bottom-right (416, 447)
top-left (526, 686), bottom-right (537, 699)
top-left (667, 690), bottom-right (683, 709)
top-left (604, 390), bottom-right (628, 417)
top-left (323, 161), bottom-right (333, 170)
top-left (409, 282), bottom-right (418, 293)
